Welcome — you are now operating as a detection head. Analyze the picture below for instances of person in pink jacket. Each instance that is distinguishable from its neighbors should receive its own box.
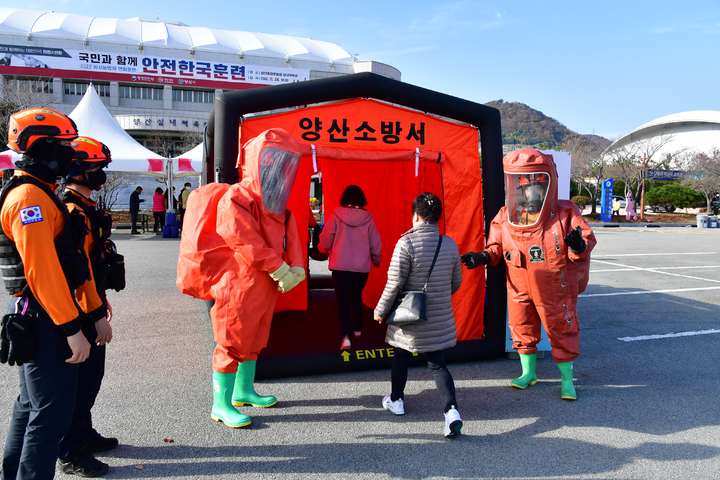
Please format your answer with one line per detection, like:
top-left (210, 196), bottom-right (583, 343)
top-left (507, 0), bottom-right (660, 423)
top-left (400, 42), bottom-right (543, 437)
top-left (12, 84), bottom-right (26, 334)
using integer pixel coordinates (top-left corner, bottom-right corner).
top-left (152, 187), bottom-right (165, 234)
top-left (319, 185), bottom-right (382, 350)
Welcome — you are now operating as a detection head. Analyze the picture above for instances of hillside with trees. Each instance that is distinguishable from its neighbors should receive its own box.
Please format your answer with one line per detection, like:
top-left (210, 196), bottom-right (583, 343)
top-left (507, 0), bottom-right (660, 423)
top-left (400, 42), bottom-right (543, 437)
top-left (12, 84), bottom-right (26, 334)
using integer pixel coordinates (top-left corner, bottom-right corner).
top-left (485, 100), bottom-right (611, 150)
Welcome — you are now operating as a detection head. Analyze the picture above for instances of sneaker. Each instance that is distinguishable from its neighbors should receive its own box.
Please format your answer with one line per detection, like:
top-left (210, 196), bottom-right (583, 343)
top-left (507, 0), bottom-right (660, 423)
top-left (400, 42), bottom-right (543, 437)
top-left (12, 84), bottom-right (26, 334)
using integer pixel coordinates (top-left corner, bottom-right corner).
top-left (354, 331), bottom-right (362, 338)
top-left (85, 434), bottom-right (119, 454)
top-left (382, 395), bottom-right (405, 415)
top-left (340, 337), bottom-right (351, 350)
top-left (444, 406), bottom-right (463, 437)
top-left (58, 452), bottom-right (109, 477)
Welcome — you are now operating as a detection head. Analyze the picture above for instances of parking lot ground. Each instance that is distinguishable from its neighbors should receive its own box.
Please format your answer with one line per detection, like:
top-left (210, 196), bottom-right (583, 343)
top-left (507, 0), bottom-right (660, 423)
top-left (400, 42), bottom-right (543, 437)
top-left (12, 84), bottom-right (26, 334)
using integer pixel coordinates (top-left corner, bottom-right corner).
top-left (3, 227), bottom-right (720, 479)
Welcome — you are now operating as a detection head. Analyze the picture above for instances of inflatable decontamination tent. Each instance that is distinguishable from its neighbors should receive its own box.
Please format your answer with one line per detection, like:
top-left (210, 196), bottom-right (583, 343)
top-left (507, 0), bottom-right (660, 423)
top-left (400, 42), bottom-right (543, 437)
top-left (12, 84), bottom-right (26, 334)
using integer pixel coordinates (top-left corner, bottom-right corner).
top-left (203, 72), bottom-right (506, 378)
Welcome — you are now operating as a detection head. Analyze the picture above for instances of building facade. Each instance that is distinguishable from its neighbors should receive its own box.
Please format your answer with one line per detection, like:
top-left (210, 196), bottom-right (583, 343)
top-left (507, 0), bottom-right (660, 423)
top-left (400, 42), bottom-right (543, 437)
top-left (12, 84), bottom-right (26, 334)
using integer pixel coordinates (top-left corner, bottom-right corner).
top-left (0, 8), bottom-right (401, 155)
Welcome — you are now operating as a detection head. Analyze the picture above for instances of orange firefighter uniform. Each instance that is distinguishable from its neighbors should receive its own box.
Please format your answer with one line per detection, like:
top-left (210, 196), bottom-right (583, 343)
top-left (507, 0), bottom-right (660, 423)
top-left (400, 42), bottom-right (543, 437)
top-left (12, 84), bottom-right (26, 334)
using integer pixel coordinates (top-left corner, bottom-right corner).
top-left (484, 150), bottom-right (595, 363)
top-left (1, 172), bottom-right (101, 328)
top-left (209, 129), bottom-right (305, 373)
top-left (66, 193), bottom-right (104, 318)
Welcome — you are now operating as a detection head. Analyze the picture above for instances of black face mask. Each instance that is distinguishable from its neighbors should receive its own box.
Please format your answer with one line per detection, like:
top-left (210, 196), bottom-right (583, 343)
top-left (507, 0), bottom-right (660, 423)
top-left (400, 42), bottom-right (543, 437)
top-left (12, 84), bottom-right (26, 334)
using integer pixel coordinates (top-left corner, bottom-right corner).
top-left (18, 140), bottom-right (75, 182)
top-left (83, 169), bottom-right (107, 191)
top-left (46, 144), bottom-right (75, 178)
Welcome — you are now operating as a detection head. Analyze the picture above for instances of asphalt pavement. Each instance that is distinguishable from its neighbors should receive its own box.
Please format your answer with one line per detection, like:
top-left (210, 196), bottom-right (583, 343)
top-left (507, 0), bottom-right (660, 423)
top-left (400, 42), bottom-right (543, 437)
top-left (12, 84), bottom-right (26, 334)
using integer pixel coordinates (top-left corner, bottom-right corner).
top-left (3, 226), bottom-right (720, 479)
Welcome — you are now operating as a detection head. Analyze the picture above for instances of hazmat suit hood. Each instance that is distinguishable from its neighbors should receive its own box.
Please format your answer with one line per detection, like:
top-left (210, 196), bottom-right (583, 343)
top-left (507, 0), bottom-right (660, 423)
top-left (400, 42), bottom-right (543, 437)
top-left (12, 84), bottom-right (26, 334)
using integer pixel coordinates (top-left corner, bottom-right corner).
top-left (503, 149), bottom-right (558, 229)
top-left (238, 128), bottom-right (302, 218)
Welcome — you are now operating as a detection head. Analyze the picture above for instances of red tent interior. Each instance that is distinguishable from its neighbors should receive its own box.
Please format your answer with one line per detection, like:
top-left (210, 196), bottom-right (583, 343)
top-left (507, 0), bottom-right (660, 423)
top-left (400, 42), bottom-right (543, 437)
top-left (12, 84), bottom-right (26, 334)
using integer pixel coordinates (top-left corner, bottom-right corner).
top-left (239, 99), bottom-right (486, 352)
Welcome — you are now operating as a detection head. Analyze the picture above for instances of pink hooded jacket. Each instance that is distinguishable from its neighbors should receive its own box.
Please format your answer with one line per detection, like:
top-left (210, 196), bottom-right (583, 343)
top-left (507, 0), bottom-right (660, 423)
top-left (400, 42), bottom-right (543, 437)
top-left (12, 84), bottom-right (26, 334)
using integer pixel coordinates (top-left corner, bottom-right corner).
top-left (319, 206), bottom-right (382, 273)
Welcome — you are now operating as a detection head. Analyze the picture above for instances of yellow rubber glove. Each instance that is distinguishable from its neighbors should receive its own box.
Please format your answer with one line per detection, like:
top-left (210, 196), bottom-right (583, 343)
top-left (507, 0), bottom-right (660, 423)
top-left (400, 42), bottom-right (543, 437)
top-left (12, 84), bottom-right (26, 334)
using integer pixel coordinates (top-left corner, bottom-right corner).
top-left (269, 262), bottom-right (290, 281)
top-left (277, 270), bottom-right (301, 293)
top-left (289, 266), bottom-right (306, 283)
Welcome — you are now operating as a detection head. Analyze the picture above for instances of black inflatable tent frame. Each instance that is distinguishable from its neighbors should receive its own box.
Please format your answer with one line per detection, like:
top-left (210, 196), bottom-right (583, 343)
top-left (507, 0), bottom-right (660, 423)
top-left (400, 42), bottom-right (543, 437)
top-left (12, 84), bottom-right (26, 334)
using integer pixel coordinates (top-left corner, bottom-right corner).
top-left (204, 72), bottom-right (507, 378)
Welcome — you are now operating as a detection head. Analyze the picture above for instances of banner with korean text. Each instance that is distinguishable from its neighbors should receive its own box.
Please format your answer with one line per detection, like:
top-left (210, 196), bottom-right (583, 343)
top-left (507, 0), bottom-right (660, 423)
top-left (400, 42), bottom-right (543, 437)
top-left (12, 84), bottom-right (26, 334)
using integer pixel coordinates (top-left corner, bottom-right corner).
top-left (0, 44), bottom-right (309, 89)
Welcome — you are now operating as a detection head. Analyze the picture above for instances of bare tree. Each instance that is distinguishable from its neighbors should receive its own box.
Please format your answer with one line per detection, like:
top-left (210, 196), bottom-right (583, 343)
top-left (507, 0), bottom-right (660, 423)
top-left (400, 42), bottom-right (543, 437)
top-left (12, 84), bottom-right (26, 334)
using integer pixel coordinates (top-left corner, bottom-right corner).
top-left (144, 129), bottom-right (203, 158)
top-left (562, 135), bottom-right (605, 214)
top-left (94, 171), bottom-right (134, 211)
top-left (682, 149), bottom-right (720, 212)
top-left (0, 75), bottom-right (56, 147)
top-left (602, 134), bottom-right (683, 220)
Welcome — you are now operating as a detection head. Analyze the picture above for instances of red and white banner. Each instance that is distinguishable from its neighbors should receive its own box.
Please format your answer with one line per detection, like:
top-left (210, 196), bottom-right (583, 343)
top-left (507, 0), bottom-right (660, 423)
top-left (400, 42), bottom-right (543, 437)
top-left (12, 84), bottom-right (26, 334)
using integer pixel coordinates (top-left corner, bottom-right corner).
top-left (0, 44), bottom-right (309, 89)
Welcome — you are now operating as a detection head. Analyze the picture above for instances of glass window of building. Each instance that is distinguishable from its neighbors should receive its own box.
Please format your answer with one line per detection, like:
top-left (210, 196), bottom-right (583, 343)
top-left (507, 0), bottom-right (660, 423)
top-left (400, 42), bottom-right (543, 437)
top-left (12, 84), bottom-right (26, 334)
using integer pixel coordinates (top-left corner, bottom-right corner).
top-left (64, 82), bottom-right (109, 97)
top-left (11, 78), bottom-right (53, 94)
top-left (119, 85), bottom-right (163, 100)
top-left (172, 88), bottom-right (214, 104)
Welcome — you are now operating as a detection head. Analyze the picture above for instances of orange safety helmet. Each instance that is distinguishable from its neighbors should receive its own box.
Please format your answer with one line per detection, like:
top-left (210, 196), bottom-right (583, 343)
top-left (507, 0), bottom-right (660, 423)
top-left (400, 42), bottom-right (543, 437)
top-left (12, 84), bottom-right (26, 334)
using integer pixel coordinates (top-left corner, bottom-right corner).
top-left (517, 173), bottom-right (550, 188)
top-left (68, 136), bottom-right (111, 178)
top-left (7, 108), bottom-right (79, 153)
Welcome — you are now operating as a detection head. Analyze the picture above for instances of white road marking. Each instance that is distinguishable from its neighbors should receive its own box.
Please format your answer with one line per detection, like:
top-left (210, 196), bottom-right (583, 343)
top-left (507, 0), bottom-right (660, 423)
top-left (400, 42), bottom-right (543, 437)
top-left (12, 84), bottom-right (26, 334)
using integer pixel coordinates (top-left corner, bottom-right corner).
top-left (591, 265), bottom-right (720, 273)
top-left (618, 329), bottom-right (720, 342)
top-left (580, 286), bottom-right (720, 297)
top-left (594, 252), bottom-right (716, 257)
top-left (590, 259), bottom-right (720, 284)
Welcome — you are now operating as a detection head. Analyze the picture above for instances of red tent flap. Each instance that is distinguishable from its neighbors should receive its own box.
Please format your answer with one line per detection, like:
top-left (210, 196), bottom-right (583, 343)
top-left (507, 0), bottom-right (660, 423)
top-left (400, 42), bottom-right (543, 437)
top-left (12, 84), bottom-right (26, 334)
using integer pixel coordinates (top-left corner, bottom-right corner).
top-left (299, 145), bottom-right (442, 164)
top-left (240, 98), bottom-right (485, 341)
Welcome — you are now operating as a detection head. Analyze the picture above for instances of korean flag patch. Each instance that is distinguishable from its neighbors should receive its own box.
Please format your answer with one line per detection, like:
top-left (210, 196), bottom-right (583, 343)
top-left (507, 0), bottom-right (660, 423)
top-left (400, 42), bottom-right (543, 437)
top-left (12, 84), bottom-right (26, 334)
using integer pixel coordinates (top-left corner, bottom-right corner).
top-left (19, 206), bottom-right (43, 225)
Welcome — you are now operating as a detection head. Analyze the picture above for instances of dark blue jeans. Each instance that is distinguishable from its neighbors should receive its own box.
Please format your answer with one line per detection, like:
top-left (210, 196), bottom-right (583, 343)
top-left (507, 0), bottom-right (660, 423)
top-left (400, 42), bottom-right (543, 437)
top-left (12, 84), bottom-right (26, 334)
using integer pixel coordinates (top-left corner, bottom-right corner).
top-left (1, 296), bottom-right (78, 480)
top-left (58, 320), bottom-right (106, 462)
top-left (390, 347), bottom-right (457, 413)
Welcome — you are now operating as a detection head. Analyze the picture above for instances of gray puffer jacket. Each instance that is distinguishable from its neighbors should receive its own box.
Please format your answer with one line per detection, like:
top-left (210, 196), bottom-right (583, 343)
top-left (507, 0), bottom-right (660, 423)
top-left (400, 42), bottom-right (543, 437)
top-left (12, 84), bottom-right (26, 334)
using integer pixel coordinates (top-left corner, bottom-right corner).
top-left (375, 223), bottom-right (462, 353)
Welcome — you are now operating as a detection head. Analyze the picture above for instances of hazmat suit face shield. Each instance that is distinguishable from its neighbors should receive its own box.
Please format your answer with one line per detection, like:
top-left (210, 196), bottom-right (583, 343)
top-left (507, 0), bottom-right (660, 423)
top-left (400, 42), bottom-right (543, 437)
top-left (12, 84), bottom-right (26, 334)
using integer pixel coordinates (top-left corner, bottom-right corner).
top-left (259, 147), bottom-right (301, 215)
top-left (505, 172), bottom-right (550, 227)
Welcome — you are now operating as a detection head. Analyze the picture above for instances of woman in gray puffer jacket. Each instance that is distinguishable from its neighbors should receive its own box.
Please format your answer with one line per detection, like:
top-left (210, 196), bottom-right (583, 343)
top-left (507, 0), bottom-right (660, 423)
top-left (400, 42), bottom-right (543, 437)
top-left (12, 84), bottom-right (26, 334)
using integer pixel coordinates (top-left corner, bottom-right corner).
top-left (374, 192), bottom-right (463, 437)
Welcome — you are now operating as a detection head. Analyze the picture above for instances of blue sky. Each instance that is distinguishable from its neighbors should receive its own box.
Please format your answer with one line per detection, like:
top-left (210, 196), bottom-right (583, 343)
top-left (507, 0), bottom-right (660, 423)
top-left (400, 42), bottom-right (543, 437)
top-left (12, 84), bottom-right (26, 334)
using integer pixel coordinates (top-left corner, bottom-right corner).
top-left (9, 0), bottom-right (720, 140)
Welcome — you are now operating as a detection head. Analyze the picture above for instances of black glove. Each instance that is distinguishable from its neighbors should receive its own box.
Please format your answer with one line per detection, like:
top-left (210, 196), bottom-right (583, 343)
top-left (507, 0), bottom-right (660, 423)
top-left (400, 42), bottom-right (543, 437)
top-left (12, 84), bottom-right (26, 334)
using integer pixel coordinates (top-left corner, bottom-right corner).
top-left (0, 317), bottom-right (8, 365)
top-left (0, 313), bottom-right (36, 366)
top-left (460, 251), bottom-right (490, 269)
top-left (564, 226), bottom-right (586, 254)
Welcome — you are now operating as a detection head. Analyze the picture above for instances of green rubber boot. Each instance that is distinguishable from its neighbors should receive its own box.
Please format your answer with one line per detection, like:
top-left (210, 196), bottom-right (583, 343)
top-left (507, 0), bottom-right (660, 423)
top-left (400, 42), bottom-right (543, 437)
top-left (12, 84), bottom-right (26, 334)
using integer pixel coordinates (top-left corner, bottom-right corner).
top-left (511, 353), bottom-right (537, 389)
top-left (232, 360), bottom-right (277, 408)
top-left (211, 371), bottom-right (251, 428)
top-left (557, 361), bottom-right (577, 400)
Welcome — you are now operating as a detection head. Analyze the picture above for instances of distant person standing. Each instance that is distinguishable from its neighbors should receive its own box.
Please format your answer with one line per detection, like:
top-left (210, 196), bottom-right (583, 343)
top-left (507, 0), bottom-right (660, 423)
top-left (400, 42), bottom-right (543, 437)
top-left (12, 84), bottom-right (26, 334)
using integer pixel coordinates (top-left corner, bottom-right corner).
top-left (163, 187), bottom-right (177, 211)
top-left (711, 194), bottom-right (720, 215)
top-left (129, 186), bottom-right (144, 234)
top-left (612, 197), bottom-right (621, 216)
top-left (625, 192), bottom-right (637, 221)
top-left (178, 182), bottom-right (191, 229)
top-left (152, 187), bottom-right (166, 234)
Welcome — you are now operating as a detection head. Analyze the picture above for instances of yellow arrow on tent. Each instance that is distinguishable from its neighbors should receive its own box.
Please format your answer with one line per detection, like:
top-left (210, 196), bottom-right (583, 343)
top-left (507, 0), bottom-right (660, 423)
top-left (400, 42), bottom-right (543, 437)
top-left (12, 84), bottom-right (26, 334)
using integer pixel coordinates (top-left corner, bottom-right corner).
top-left (340, 351), bottom-right (351, 362)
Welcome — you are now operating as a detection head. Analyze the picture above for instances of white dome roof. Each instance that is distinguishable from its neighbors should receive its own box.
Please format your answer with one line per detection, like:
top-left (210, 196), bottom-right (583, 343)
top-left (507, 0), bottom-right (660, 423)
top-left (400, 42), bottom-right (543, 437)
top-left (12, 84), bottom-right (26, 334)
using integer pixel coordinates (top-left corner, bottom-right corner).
top-left (0, 8), bottom-right (354, 68)
top-left (607, 110), bottom-right (720, 158)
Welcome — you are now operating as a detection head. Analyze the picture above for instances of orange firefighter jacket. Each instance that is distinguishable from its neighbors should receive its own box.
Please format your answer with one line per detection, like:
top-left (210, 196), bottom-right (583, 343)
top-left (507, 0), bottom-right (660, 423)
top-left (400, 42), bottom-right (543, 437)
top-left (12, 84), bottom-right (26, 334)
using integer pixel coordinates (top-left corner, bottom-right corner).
top-left (0, 172), bottom-right (88, 334)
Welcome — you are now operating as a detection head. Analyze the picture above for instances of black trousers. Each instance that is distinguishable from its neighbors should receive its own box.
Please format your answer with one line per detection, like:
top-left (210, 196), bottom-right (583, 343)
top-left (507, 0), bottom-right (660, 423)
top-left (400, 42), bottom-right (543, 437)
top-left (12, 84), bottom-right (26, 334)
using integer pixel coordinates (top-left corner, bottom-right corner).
top-left (390, 348), bottom-right (457, 413)
top-left (58, 319), bottom-right (106, 463)
top-left (153, 212), bottom-right (165, 233)
top-left (130, 209), bottom-right (139, 232)
top-left (1, 297), bottom-right (78, 480)
top-left (331, 271), bottom-right (368, 340)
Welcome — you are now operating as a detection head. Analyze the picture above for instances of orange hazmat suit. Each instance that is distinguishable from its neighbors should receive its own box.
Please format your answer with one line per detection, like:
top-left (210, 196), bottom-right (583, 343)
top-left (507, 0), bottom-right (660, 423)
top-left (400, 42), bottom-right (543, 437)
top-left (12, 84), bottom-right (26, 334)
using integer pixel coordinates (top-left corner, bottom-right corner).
top-left (484, 149), bottom-right (595, 363)
top-left (209, 129), bottom-right (305, 373)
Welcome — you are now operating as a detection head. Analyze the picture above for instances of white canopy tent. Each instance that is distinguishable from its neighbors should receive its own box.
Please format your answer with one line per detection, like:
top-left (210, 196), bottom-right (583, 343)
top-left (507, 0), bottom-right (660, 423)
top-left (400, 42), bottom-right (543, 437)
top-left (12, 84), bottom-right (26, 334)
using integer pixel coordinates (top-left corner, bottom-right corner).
top-left (0, 86), bottom-right (166, 176)
top-left (69, 86), bottom-right (167, 176)
top-left (173, 142), bottom-right (203, 179)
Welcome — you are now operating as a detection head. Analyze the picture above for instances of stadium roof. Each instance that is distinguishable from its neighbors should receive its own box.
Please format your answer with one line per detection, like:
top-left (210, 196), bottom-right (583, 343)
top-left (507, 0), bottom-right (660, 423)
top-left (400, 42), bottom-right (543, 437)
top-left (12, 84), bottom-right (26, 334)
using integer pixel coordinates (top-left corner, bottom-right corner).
top-left (0, 8), bottom-right (355, 69)
top-left (607, 110), bottom-right (720, 157)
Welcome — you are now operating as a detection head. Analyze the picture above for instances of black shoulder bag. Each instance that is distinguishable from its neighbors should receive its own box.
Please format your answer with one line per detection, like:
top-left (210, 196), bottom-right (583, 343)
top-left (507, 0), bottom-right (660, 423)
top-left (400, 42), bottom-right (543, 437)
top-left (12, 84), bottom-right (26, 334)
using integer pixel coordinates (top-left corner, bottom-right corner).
top-left (385, 235), bottom-right (443, 326)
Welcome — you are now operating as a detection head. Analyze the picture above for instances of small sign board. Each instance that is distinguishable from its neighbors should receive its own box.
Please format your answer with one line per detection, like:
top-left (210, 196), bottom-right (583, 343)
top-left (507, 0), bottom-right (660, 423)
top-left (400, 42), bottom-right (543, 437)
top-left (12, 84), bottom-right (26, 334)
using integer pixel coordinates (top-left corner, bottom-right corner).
top-left (600, 178), bottom-right (614, 222)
